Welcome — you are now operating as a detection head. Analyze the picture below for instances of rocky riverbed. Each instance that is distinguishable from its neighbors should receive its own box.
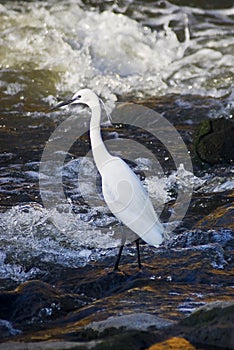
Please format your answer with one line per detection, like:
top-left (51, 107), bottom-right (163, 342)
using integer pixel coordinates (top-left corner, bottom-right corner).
top-left (0, 200), bottom-right (233, 349)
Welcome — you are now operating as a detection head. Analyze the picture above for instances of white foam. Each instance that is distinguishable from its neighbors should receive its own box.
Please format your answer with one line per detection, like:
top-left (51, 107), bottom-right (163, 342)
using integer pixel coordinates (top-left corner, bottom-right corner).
top-left (0, 319), bottom-right (22, 336)
top-left (0, 202), bottom-right (120, 281)
top-left (197, 176), bottom-right (234, 193)
top-left (0, 1), bottom-right (233, 100)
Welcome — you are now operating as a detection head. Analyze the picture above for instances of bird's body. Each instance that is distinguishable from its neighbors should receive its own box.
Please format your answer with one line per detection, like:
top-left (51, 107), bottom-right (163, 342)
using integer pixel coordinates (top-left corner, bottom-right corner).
top-left (101, 156), bottom-right (163, 247)
top-left (53, 89), bottom-right (164, 269)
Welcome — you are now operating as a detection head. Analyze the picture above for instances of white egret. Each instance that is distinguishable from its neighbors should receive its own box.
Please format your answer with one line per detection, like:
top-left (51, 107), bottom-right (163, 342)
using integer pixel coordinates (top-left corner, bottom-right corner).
top-left (52, 89), bottom-right (165, 270)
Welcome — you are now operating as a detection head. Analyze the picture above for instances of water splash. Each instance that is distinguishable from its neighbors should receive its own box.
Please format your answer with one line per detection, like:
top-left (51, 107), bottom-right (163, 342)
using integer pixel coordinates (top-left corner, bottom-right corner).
top-left (0, 319), bottom-right (22, 337)
top-left (0, 202), bottom-right (120, 281)
top-left (0, 1), bottom-right (233, 102)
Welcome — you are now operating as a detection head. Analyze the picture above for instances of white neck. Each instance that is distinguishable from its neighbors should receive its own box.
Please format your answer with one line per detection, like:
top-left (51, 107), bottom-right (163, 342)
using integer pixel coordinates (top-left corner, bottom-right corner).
top-left (90, 104), bottom-right (112, 172)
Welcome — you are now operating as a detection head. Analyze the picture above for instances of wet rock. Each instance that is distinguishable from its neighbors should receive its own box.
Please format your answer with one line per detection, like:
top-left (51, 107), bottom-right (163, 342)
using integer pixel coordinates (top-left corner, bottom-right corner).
top-left (0, 226), bottom-right (233, 346)
top-left (194, 118), bottom-right (234, 166)
top-left (67, 269), bottom-right (131, 298)
top-left (0, 280), bottom-right (87, 327)
top-left (195, 204), bottom-right (234, 230)
top-left (148, 336), bottom-right (196, 350)
top-left (180, 300), bottom-right (234, 350)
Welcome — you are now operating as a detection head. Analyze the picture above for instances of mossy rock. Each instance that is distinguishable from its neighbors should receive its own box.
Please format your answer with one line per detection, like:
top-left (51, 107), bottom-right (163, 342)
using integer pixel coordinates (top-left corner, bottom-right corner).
top-left (194, 118), bottom-right (234, 166)
top-left (149, 337), bottom-right (196, 350)
top-left (180, 301), bottom-right (234, 349)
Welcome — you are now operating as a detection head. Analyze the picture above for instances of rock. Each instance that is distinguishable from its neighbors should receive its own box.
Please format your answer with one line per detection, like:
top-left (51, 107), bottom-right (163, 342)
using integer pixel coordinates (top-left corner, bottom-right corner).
top-left (1, 246), bottom-right (233, 347)
top-left (148, 337), bottom-right (196, 350)
top-left (180, 300), bottom-right (234, 349)
top-left (195, 204), bottom-right (234, 230)
top-left (0, 280), bottom-right (87, 326)
top-left (194, 118), bottom-right (234, 166)
top-left (86, 330), bottom-right (161, 350)
top-left (0, 340), bottom-right (101, 350)
top-left (85, 313), bottom-right (174, 334)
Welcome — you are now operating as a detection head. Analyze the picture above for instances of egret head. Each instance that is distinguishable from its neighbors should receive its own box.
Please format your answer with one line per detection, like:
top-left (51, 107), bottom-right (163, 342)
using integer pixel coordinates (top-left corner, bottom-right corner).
top-left (52, 88), bottom-right (99, 110)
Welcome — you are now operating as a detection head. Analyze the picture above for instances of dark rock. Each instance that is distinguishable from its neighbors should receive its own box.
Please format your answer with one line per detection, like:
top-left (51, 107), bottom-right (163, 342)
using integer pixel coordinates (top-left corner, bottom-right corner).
top-left (180, 301), bottom-right (234, 349)
top-left (195, 204), bottom-right (234, 230)
top-left (0, 280), bottom-right (87, 327)
top-left (194, 118), bottom-right (234, 166)
top-left (0, 226), bottom-right (233, 345)
top-left (89, 330), bottom-right (161, 350)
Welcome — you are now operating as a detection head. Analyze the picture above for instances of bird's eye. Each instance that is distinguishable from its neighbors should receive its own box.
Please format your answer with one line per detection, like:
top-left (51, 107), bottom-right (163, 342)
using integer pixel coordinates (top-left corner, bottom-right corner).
top-left (77, 95), bottom-right (81, 99)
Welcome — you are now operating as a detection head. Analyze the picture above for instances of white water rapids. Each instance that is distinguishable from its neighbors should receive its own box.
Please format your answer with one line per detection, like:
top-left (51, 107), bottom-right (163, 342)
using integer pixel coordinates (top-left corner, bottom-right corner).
top-left (0, 0), bottom-right (233, 104)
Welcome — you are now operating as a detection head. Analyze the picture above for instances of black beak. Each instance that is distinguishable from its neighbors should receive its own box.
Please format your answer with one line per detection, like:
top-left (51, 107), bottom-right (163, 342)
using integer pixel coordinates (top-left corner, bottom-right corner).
top-left (50, 98), bottom-right (75, 111)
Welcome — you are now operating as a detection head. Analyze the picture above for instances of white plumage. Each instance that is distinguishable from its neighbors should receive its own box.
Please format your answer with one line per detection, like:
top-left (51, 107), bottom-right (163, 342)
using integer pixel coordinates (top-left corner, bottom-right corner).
top-left (53, 88), bottom-right (164, 270)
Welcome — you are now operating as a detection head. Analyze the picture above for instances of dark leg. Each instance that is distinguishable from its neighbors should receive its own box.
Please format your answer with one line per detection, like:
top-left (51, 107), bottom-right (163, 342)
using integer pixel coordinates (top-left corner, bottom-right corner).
top-left (114, 227), bottom-right (126, 271)
top-left (114, 244), bottom-right (124, 271)
top-left (136, 238), bottom-right (142, 270)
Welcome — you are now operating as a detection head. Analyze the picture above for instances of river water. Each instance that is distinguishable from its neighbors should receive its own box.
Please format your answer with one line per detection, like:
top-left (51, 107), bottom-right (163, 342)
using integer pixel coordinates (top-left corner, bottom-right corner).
top-left (0, 0), bottom-right (233, 346)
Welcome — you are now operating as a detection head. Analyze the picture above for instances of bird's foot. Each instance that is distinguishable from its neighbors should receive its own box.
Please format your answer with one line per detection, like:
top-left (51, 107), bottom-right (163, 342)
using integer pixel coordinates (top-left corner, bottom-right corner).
top-left (112, 267), bottom-right (127, 276)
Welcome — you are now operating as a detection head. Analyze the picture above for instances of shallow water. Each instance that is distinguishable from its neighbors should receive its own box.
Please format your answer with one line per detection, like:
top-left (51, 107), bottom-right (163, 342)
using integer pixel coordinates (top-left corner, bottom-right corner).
top-left (0, 0), bottom-right (233, 346)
